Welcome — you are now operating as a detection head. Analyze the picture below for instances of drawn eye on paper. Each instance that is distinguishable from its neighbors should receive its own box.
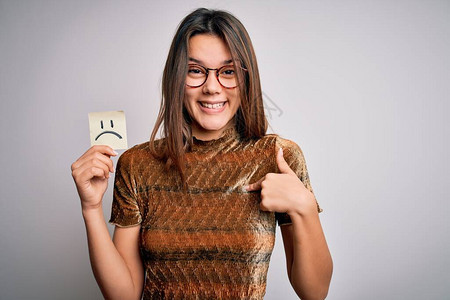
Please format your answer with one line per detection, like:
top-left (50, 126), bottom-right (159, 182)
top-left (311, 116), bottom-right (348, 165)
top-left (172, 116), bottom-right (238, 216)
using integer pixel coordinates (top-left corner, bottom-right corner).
top-left (88, 111), bottom-right (128, 150)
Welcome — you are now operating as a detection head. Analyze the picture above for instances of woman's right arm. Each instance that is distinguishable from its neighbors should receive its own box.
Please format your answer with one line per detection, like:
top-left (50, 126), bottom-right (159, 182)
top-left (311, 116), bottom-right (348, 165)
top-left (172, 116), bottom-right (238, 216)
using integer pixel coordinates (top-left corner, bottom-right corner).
top-left (71, 145), bottom-right (144, 300)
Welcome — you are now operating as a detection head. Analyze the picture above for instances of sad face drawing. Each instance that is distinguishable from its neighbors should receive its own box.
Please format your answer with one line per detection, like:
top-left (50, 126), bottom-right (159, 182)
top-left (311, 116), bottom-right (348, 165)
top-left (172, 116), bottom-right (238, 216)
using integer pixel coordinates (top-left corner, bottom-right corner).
top-left (96, 119), bottom-right (122, 141)
top-left (88, 111), bottom-right (128, 150)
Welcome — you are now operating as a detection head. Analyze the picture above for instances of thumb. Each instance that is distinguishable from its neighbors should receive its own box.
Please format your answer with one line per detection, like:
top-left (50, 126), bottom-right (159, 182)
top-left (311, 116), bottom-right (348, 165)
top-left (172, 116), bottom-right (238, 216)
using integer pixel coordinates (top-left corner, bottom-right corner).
top-left (277, 147), bottom-right (295, 175)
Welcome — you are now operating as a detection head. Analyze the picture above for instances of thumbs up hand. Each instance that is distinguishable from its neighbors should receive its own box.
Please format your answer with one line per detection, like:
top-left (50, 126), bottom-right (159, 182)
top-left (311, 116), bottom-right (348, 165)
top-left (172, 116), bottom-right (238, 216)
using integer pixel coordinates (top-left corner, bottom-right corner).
top-left (246, 148), bottom-right (317, 216)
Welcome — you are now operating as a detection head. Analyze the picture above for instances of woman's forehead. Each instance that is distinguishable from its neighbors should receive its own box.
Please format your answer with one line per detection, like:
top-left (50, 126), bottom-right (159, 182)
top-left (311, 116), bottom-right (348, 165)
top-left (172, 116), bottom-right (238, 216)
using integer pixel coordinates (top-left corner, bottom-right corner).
top-left (188, 57), bottom-right (233, 65)
top-left (188, 34), bottom-right (232, 66)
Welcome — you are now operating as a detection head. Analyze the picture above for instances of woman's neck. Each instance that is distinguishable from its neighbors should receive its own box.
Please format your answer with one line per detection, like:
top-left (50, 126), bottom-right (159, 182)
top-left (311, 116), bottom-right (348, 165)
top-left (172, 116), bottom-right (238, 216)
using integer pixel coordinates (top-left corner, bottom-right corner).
top-left (191, 119), bottom-right (235, 141)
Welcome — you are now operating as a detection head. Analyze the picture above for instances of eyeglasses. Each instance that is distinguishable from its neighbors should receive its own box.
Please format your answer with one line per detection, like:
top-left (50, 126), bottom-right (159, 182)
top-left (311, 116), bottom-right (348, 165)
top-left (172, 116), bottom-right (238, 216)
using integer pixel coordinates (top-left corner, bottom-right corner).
top-left (186, 64), bottom-right (247, 89)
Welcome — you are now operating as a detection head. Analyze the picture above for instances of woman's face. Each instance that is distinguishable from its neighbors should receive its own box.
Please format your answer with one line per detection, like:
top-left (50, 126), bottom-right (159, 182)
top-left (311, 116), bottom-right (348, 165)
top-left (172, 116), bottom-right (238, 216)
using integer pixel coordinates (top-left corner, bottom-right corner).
top-left (185, 34), bottom-right (241, 140)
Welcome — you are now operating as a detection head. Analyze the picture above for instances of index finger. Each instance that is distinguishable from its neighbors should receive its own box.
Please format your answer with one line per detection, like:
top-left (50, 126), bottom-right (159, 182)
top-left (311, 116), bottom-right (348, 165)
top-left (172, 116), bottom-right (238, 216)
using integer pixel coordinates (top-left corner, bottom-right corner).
top-left (245, 177), bottom-right (264, 192)
top-left (72, 145), bottom-right (118, 171)
top-left (84, 145), bottom-right (118, 157)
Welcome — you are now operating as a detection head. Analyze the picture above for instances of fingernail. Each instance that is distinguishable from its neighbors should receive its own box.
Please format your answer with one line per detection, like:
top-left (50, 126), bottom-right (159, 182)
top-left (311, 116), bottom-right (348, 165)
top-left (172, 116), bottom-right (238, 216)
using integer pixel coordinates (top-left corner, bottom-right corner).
top-left (279, 147), bottom-right (283, 155)
top-left (244, 185), bottom-right (249, 191)
top-left (112, 150), bottom-right (118, 155)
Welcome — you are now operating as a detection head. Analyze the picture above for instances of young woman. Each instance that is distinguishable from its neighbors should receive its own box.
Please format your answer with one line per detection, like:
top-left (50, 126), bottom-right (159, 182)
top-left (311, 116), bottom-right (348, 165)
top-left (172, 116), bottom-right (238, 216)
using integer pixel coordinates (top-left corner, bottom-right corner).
top-left (71, 8), bottom-right (332, 300)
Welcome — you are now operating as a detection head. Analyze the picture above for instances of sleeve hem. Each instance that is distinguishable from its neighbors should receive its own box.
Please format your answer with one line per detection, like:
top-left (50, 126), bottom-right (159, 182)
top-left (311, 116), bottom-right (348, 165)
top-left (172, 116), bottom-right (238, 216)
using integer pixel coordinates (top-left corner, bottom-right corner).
top-left (278, 222), bottom-right (293, 227)
top-left (108, 220), bottom-right (142, 228)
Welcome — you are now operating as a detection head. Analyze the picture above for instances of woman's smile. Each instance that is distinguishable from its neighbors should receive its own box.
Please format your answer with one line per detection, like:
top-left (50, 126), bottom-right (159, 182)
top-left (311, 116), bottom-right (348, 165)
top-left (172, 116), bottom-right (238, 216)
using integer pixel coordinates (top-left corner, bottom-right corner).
top-left (198, 100), bottom-right (228, 113)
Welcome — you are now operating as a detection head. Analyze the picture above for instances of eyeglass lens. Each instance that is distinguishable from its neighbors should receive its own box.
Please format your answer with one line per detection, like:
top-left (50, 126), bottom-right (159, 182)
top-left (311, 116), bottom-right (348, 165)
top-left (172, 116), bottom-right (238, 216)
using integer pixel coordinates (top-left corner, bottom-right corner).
top-left (186, 65), bottom-right (239, 88)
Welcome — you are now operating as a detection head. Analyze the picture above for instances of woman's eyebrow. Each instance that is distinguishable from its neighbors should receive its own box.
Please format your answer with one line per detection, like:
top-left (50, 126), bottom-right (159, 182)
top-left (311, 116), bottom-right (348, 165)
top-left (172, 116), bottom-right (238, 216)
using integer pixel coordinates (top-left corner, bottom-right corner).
top-left (188, 57), bottom-right (233, 65)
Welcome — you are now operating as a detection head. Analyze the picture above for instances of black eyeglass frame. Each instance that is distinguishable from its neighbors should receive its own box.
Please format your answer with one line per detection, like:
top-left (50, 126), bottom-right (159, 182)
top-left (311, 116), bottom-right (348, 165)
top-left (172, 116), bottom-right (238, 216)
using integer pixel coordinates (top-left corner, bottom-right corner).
top-left (185, 64), bottom-right (248, 89)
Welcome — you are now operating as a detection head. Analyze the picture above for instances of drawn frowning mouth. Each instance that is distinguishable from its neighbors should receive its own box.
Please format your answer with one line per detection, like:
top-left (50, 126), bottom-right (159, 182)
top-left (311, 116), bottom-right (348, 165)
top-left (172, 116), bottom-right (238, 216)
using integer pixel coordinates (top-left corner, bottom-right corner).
top-left (95, 131), bottom-right (123, 141)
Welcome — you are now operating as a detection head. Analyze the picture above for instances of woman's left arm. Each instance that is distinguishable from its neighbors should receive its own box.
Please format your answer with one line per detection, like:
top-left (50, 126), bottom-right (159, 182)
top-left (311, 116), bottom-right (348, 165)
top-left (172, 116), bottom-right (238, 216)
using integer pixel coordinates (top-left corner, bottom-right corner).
top-left (280, 210), bottom-right (332, 299)
top-left (246, 147), bottom-right (333, 299)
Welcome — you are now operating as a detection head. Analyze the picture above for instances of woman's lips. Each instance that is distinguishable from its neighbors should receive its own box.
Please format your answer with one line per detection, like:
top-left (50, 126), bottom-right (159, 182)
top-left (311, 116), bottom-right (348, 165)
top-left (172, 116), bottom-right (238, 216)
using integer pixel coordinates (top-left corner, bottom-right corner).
top-left (198, 101), bottom-right (227, 113)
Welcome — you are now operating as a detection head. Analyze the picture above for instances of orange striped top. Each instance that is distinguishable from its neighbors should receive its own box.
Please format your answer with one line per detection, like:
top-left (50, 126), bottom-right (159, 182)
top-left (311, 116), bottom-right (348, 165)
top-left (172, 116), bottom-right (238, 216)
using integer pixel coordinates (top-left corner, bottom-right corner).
top-left (109, 127), bottom-right (321, 299)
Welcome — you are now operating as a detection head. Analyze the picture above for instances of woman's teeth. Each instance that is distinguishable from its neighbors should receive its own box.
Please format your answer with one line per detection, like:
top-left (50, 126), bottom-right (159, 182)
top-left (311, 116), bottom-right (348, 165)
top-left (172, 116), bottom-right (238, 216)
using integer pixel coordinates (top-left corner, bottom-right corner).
top-left (200, 102), bottom-right (225, 109)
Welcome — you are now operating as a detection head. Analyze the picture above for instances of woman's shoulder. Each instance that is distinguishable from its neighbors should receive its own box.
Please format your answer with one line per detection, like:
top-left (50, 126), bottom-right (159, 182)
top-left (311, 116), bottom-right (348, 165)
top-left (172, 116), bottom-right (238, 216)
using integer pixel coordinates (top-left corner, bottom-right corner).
top-left (257, 134), bottom-right (306, 167)
top-left (257, 133), bottom-right (302, 153)
top-left (116, 138), bottom-right (165, 166)
top-left (244, 134), bottom-right (304, 166)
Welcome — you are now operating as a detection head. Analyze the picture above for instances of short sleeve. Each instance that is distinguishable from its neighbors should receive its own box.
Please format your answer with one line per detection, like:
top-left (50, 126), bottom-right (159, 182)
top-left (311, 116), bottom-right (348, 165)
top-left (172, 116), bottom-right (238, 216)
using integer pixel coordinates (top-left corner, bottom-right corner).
top-left (274, 137), bottom-right (322, 226)
top-left (109, 151), bottom-right (142, 227)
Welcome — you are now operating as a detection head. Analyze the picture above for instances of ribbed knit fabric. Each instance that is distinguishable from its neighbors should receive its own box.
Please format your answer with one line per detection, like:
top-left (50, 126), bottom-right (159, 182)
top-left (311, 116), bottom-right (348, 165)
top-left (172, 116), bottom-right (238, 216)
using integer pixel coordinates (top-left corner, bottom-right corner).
top-left (109, 127), bottom-right (321, 299)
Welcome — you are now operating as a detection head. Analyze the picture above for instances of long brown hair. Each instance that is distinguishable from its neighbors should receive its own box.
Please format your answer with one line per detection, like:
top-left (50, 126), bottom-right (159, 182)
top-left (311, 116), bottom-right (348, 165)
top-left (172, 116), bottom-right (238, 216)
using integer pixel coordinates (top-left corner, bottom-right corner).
top-left (149, 8), bottom-right (267, 184)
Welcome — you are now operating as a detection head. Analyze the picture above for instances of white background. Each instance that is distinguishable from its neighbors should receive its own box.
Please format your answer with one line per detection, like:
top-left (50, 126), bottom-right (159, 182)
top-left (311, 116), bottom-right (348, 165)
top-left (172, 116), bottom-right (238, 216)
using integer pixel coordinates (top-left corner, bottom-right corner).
top-left (1, 1), bottom-right (449, 299)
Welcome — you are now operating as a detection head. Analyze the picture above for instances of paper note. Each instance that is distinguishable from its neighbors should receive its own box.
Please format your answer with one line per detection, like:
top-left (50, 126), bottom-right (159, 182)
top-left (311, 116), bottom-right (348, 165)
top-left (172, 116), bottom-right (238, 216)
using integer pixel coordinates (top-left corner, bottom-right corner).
top-left (88, 110), bottom-right (128, 150)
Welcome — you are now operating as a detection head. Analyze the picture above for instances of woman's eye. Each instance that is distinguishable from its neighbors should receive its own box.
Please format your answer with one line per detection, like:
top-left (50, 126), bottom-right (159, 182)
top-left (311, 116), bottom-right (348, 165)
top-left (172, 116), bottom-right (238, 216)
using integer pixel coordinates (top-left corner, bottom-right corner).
top-left (221, 67), bottom-right (235, 76)
top-left (188, 68), bottom-right (203, 74)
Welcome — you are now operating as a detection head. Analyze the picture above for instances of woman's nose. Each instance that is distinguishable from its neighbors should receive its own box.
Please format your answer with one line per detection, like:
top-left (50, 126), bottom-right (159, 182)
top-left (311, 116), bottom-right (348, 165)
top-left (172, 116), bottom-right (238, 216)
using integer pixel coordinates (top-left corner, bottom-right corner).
top-left (202, 72), bottom-right (222, 94)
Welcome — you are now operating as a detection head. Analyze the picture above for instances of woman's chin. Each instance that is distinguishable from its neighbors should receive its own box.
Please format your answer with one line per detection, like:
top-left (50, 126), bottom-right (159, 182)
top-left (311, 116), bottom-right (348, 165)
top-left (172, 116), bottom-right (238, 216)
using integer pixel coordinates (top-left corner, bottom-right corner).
top-left (194, 120), bottom-right (232, 134)
top-left (198, 124), bottom-right (226, 132)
